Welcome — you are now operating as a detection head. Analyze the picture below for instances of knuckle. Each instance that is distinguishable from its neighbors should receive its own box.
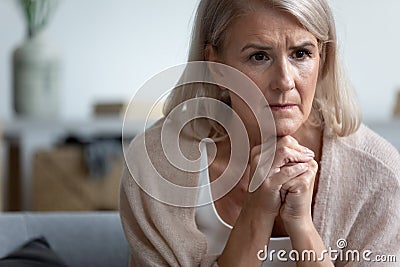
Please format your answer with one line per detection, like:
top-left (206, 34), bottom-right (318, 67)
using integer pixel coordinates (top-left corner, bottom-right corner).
top-left (313, 162), bottom-right (319, 171)
top-left (281, 164), bottom-right (304, 177)
top-left (280, 135), bottom-right (294, 144)
top-left (294, 177), bottom-right (312, 192)
top-left (276, 146), bottom-right (286, 155)
top-left (287, 136), bottom-right (298, 145)
top-left (280, 167), bottom-right (290, 176)
top-left (281, 146), bottom-right (290, 156)
top-left (310, 159), bottom-right (318, 167)
top-left (278, 136), bottom-right (289, 143)
top-left (282, 135), bottom-right (297, 146)
top-left (309, 161), bottom-right (319, 173)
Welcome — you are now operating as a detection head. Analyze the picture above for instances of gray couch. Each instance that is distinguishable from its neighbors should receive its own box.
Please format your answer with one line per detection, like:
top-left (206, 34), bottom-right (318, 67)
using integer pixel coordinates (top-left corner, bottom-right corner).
top-left (0, 212), bottom-right (129, 267)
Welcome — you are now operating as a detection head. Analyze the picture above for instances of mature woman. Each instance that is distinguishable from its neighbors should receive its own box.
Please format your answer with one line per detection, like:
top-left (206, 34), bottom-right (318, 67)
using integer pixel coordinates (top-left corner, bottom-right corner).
top-left (120, 0), bottom-right (400, 266)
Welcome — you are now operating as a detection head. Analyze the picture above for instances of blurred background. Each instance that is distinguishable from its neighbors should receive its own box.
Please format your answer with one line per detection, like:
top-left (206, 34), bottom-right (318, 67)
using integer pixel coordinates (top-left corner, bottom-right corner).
top-left (0, 0), bottom-right (399, 211)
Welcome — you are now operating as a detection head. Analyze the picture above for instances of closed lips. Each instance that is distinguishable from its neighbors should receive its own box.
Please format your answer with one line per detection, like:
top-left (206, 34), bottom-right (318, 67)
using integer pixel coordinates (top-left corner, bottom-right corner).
top-left (268, 104), bottom-right (297, 109)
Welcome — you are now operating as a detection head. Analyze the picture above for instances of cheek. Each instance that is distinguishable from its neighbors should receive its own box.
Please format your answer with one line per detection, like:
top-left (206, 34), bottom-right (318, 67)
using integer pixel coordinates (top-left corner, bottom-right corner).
top-left (298, 61), bottom-right (319, 113)
top-left (299, 87), bottom-right (315, 118)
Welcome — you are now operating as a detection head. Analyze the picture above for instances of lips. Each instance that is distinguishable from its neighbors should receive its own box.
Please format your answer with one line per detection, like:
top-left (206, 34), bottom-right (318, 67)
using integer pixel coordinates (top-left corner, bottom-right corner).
top-left (268, 103), bottom-right (297, 110)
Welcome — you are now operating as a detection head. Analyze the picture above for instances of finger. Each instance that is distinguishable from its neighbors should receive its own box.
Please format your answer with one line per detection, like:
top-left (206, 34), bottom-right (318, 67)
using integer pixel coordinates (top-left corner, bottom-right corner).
top-left (280, 161), bottom-right (318, 194)
top-left (248, 139), bottom-right (315, 192)
top-left (248, 144), bottom-right (276, 192)
top-left (273, 137), bottom-right (315, 167)
top-left (272, 146), bottom-right (314, 168)
top-left (250, 137), bottom-right (314, 169)
top-left (248, 162), bottom-right (307, 194)
top-left (278, 136), bottom-right (315, 156)
top-left (268, 162), bottom-right (309, 188)
top-left (281, 171), bottom-right (315, 195)
top-left (252, 136), bottom-right (313, 160)
top-left (250, 141), bottom-right (313, 176)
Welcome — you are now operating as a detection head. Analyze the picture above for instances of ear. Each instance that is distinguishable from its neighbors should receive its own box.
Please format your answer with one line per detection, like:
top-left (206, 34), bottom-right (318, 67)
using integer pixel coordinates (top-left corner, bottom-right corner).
top-left (204, 44), bottom-right (219, 62)
top-left (204, 44), bottom-right (225, 80)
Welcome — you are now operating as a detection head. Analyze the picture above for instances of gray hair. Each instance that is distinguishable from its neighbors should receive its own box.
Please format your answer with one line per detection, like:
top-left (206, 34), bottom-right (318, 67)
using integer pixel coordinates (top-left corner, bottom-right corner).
top-left (163, 0), bottom-right (361, 137)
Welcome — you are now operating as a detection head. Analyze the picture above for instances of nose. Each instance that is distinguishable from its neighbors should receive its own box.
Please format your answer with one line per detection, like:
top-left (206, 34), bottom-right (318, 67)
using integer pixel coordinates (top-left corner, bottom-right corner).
top-left (269, 57), bottom-right (295, 92)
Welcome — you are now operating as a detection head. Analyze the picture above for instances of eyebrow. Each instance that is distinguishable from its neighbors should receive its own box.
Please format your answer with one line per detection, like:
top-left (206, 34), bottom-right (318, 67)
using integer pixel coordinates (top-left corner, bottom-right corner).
top-left (241, 41), bottom-right (317, 52)
top-left (288, 41), bottom-right (317, 50)
top-left (241, 43), bottom-right (273, 52)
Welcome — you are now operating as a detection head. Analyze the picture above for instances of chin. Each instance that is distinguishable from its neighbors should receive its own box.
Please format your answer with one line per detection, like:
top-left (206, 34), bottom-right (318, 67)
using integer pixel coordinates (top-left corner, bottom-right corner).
top-left (274, 120), bottom-right (302, 137)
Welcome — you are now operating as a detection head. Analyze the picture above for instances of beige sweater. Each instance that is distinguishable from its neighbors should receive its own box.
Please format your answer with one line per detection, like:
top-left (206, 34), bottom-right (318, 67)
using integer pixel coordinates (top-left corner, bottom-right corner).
top-left (120, 119), bottom-right (400, 266)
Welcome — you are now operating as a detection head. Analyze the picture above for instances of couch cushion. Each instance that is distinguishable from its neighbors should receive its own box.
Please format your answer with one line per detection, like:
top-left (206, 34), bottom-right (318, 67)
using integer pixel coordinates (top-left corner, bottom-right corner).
top-left (0, 237), bottom-right (69, 267)
top-left (0, 212), bottom-right (129, 267)
top-left (0, 213), bottom-right (29, 258)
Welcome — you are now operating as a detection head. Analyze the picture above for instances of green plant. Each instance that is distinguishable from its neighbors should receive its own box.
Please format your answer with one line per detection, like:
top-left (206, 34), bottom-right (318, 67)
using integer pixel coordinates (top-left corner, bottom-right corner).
top-left (19, 0), bottom-right (61, 37)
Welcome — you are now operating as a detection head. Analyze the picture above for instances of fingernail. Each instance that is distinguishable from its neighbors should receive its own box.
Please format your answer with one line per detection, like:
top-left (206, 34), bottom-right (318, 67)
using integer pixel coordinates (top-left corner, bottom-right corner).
top-left (304, 148), bottom-right (315, 157)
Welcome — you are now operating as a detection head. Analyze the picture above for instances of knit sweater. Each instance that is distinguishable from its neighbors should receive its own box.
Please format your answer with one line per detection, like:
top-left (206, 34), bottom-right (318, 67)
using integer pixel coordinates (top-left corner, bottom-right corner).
top-left (120, 118), bottom-right (400, 266)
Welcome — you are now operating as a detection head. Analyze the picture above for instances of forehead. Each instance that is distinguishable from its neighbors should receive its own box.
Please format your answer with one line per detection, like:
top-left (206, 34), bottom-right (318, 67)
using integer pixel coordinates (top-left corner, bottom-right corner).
top-left (224, 8), bottom-right (317, 47)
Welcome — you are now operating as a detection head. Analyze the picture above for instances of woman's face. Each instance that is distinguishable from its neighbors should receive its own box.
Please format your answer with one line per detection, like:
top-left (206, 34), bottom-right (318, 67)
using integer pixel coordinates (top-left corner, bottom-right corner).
top-left (207, 8), bottom-right (320, 140)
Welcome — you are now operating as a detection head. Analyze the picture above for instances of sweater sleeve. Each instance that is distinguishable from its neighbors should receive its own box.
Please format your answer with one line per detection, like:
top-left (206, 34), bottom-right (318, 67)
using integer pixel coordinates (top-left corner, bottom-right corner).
top-left (119, 166), bottom-right (221, 267)
top-left (336, 169), bottom-right (400, 266)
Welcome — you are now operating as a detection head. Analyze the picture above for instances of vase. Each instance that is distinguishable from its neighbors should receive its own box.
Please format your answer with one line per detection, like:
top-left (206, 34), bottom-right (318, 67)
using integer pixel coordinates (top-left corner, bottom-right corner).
top-left (13, 31), bottom-right (61, 118)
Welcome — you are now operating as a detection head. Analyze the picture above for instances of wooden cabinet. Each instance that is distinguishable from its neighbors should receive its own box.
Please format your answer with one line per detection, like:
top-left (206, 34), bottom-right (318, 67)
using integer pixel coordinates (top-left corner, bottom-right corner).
top-left (32, 146), bottom-right (123, 211)
top-left (1, 117), bottom-right (143, 211)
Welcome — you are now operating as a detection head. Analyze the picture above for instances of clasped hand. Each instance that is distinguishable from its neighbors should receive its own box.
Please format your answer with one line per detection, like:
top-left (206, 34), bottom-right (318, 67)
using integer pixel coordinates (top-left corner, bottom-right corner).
top-left (248, 136), bottom-right (318, 228)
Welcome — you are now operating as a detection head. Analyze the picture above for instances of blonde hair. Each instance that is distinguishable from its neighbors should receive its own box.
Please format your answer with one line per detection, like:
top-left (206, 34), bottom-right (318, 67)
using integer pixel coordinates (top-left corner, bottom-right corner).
top-left (163, 0), bottom-right (361, 137)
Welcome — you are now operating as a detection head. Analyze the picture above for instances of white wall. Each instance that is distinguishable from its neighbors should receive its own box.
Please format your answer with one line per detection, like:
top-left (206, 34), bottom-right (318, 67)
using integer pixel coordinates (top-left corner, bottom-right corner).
top-left (0, 0), bottom-right (198, 120)
top-left (329, 0), bottom-right (400, 120)
top-left (1, 0), bottom-right (400, 121)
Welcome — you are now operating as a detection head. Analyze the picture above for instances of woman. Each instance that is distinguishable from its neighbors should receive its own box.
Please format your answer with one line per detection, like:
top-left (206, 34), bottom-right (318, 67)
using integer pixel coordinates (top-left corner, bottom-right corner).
top-left (120, 0), bottom-right (400, 266)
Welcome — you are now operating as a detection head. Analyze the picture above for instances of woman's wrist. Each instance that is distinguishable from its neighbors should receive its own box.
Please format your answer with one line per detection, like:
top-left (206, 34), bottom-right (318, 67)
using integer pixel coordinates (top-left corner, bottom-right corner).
top-left (218, 198), bottom-right (278, 266)
top-left (245, 189), bottom-right (281, 218)
top-left (241, 196), bottom-right (278, 233)
top-left (283, 215), bottom-right (314, 237)
top-left (284, 218), bottom-right (334, 266)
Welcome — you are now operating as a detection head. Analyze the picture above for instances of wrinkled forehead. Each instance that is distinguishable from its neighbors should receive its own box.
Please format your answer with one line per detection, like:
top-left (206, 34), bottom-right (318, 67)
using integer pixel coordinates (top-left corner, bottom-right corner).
top-left (220, 2), bottom-right (313, 48)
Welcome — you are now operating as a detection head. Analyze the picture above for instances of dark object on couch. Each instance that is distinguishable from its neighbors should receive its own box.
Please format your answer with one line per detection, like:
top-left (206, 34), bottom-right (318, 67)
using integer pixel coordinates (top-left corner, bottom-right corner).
top-left (0, 237), bottom-right (69, 267)
top-left (0, 212), bottom-right (129, 267)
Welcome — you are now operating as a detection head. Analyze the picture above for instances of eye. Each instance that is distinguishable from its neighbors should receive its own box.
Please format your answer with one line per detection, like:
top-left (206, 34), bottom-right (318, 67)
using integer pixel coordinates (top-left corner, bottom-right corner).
top-left (250, 52), bottom-right (269, 62)
top-left (292, 49), bottom-right (312, 60)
